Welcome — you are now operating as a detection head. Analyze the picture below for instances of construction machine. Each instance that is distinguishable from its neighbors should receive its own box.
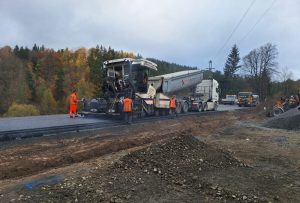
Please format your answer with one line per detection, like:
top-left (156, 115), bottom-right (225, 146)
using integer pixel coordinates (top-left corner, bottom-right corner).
top-left (237, 92), bottom-right (258, 107)
top-left (81, 58), bottom-right (219, 117)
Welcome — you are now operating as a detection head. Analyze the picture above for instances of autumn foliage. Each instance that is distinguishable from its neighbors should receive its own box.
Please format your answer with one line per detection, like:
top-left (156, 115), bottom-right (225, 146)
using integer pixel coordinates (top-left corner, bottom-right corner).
top-left (0, 45), bottom-right (136, 116)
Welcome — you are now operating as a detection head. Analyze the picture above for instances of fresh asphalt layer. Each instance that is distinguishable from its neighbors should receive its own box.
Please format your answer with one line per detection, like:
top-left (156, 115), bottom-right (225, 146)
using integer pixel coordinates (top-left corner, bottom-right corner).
top-left (0, 104), bottom-right (246, 133)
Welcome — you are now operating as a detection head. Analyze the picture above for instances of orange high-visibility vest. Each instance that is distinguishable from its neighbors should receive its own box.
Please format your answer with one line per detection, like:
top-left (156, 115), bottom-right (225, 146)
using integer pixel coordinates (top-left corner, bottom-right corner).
top-left (70, 93), bottom-right (78, 105)
top-left (170, 98), bottom-right (176, 108)
top-left (123, 98), bottom-right (132, 112)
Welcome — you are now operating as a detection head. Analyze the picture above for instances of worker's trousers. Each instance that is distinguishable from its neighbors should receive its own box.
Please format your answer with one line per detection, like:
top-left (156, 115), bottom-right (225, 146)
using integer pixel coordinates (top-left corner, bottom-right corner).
top-left (70, 104), bottom-right (77, 118)
top-left (124, 112), bottom-right (132, 124)
top-left (170, 108), bottom-right (177, 118)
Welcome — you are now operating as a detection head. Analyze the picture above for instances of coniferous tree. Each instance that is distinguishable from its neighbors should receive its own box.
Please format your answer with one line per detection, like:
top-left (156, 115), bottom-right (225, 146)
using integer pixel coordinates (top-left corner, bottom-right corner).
top-left (224, 44), bottom-right (241, 78)
top-left (55, 69), bottom-right (65, 100)
top-left (26, 71), bottom-right (36, 101)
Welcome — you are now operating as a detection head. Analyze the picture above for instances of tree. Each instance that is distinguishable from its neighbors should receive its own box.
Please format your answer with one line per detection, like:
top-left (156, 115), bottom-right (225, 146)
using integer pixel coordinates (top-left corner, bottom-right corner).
top-left (40, 88), bottom-right (57, 115)
top-left (224, 44), bottom-right (241, 78)
top-left (55, 69), bottom-right (65, 100)
top-left (222, 45), bottom-right (242, 96)
top-left (243, 43), bottom-right (278, 99)
top-left (0, 46), bottom-right (29, 114)
top-left (26, 71), bottom-right (36, 101)
top-left (88, 47), bottom-right (104, 97)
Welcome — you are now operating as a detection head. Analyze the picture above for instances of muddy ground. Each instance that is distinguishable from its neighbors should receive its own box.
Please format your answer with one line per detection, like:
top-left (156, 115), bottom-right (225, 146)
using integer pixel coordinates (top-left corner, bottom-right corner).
top-left (0, 110), bottom-right (299, 202)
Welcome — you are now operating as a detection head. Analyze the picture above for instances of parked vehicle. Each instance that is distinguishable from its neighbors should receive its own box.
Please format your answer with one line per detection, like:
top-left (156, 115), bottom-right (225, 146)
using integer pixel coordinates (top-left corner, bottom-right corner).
top-left (221, 95), bottom-right (237, 105)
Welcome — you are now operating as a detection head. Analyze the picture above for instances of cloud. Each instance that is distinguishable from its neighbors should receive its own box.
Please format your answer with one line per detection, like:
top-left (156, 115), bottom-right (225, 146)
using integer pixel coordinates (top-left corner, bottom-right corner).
top-left (0, 0), bottom-right (299, 79)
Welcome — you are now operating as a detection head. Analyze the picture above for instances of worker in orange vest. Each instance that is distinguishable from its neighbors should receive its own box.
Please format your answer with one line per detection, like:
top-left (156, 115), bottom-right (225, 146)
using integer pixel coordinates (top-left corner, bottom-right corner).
top-left (169, 95), bottom-right (177, 117)
top-left (123, 95), bottom-right (133, 124)
top-left (69, 89), bottom-right (78, 118)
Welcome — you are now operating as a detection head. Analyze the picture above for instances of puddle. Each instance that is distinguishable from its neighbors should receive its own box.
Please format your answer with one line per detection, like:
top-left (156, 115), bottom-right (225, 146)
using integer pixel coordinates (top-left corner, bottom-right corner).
top-left (23, 175), bottom-right (64, 190)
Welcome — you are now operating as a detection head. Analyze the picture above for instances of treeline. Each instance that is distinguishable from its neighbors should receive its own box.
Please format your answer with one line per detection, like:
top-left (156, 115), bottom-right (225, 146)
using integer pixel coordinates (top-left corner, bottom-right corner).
top-left (208, 43), bottom-right (300, 100)
top-left (0, 45), bottom-right (195, 116)
top-left (147, 58), bottom-right (196, 76)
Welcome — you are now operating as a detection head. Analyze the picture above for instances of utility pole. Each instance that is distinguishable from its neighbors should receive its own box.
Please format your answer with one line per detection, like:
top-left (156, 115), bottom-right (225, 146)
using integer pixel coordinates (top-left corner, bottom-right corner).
top-left (207, 60), bottom-right (215, 100)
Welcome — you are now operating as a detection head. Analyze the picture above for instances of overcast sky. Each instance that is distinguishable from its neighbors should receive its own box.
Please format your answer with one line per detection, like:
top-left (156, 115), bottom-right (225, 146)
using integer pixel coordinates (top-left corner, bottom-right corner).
top-left (1, 0), bottom-right (299, 79)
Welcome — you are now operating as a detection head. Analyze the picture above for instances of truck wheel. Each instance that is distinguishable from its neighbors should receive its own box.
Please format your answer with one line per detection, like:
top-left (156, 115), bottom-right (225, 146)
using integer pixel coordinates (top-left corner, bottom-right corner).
top-left (273, 107), bottom-right (284, 116)
top-left (154, 109), bottom-right (160, 116)
top-left (176, 103), bottom-right (182, 114)
top-left (213, 102), bottom-right (218, 111)
top-left (165, 109), bottom-right (170, 115)
top-left (181, 102), bottom-right (189, 113)
top-left (203, 103), bottom-right (208, 111)
top-left (197, 103), bottom-right (202, 112)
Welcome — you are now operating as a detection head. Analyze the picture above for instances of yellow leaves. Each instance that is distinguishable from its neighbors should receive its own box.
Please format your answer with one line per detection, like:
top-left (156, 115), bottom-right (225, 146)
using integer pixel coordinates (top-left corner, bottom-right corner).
top-left (5, 102), bottom-right (40, 117)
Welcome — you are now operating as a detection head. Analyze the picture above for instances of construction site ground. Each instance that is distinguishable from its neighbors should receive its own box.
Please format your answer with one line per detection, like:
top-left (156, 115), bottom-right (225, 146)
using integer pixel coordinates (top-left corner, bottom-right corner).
top-left (0, 109), bottom-right (299, 202)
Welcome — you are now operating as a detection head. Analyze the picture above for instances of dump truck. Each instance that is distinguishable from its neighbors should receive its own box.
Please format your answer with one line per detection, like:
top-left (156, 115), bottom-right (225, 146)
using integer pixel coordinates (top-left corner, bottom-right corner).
top-left (81, 58), bottom-right (219, 117)
top-left (237, 92), bottom-right (259, 107)
top-left (147, 71), bottom-right (219, 114)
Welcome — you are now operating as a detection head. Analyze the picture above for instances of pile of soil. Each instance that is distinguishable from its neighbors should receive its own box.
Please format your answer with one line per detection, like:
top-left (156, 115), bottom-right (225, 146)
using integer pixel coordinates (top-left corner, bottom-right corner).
top-left (19, 134), bottom-right (268, 203)
top-left (264, 107), bottom-right (300, 130)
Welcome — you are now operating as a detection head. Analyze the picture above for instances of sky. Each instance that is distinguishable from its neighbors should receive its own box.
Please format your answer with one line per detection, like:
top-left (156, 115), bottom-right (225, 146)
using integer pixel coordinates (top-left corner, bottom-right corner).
top-left (1, 0), bottom-right (300, 80)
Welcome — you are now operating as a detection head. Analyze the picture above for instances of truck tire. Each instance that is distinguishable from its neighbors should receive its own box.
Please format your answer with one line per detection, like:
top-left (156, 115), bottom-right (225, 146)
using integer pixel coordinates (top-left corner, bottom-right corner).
top-left (213, 102), bottom-right (218, 111)
top-left (197, 103), bottom-right (202, 112)
top-left (203, 103), bottom-right (208, 111)
top-left (176, 103), bottom-right (182, 114)
top-left (273, 107), bottom-right (284, 116)
top-left (181, 102), bottom-right (189, 113)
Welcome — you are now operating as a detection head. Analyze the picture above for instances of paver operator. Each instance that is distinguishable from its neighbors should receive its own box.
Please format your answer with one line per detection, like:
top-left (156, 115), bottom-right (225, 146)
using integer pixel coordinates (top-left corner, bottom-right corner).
top-left (123, 95), bottom-right (133, 124)
top-left (69, 89), bottom-right (79, 118)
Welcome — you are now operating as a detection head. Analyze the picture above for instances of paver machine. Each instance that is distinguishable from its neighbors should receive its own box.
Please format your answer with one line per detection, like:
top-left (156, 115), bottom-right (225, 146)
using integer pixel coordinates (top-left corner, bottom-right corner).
top-left (81, 58), bottom-right (157, 117)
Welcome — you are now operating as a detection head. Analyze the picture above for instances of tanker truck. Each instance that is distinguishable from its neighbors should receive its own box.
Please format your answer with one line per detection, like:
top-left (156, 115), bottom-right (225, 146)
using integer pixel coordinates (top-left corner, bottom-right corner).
top-left (81, 58), bottom-right (219, 117)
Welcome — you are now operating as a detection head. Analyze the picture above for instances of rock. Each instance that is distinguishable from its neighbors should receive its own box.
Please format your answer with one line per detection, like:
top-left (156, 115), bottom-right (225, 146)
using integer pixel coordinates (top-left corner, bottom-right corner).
top-left (243, 195), bottom-right (247, 200)
top-left (232, 195), bottom-right (236, 199)
top-left (153, 168), bottom-right (158, 173)
top-left (96, 189), bottom-right (103, 194)
top-left (274, 195), bottom-right (280, 201)
top-left (110, 197), bottom-right (123, 203)
top-left (75, 198), bottom-right (78, 202)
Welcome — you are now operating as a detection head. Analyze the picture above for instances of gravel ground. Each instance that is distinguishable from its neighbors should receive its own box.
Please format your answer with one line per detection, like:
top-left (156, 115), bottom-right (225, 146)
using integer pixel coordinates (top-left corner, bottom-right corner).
top-left (263, 107), bottom-right (300, 130)
top-left (0, 110), bottom-right (299, 203)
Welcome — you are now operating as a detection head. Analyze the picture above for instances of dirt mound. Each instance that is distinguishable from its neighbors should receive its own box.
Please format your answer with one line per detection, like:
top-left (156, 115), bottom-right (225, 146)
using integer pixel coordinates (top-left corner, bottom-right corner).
top-left (264, 107), bottom-right (300, 130)
top-left (23, 134), bottom-right (267, 203)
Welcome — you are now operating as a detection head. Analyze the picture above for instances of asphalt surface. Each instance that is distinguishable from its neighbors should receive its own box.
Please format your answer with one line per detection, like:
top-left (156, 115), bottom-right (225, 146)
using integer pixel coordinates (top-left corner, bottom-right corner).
top-left (0, 104), bottom-right (246, 133)
top-left (0, 114), bottom-right (112, 132)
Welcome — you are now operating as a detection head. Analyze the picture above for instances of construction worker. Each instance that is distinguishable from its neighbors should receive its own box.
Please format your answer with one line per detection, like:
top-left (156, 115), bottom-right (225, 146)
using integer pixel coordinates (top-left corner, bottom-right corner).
top-left (169, 95), bottom-right (177, 118)
top-left (69, 89), bottom-right (78, 118)
top-left (123, 95), bottom-right (133, 124)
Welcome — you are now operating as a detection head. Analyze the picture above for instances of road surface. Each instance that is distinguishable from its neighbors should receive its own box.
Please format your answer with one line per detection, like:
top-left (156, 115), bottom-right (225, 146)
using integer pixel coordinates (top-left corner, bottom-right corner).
top-left (0, 104), bottom-right (248, 132)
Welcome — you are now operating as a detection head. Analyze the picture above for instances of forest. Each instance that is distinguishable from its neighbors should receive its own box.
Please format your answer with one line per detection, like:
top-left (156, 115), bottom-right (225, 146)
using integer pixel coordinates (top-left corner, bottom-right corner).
top-left (0, 43), bottom-right (299, 117)
top-left (0, 45), bottom-right (195, 116)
